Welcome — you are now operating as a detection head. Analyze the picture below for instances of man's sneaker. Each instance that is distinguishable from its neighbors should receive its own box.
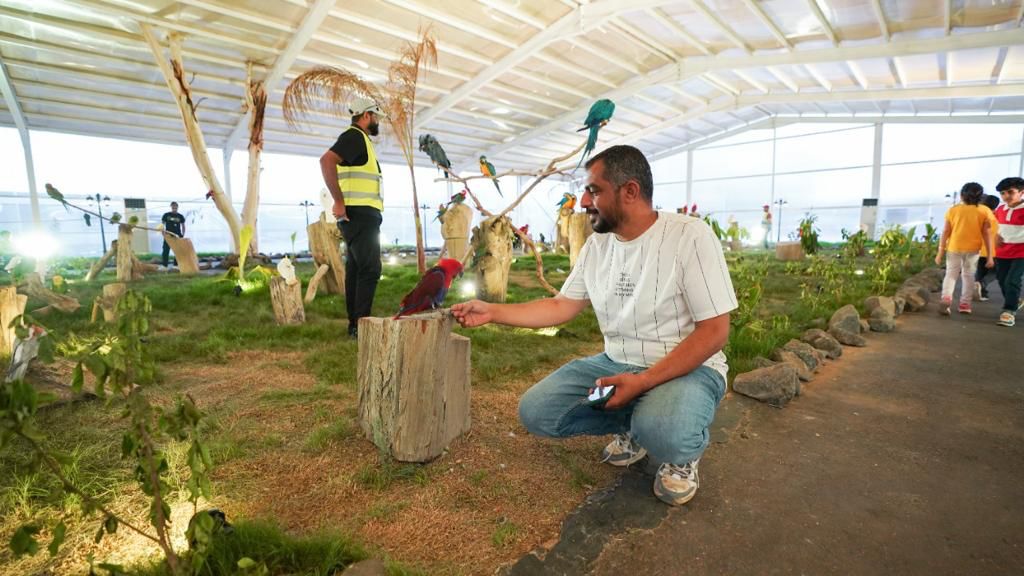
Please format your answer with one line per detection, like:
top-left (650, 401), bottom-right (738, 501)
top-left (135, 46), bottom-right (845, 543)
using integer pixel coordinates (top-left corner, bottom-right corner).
top-left (653, 460), bottom-right (700, 506)
top-left (980, 293), bottom-right (990, 302)
top-left (973, 283), bottom-right (982, 301)
top-left (940, 297), bottom-right (952, 316)
top-left (348, 325), bottom-right (358, 339)
top-left (1018, 298), bottom-right (1024, 311)
top-left (998, 312), bottom-right (1015, 327)
top-left (601, 433), bottom-right (647, 467)
top-left (958, 302), bottom-right (972, 314)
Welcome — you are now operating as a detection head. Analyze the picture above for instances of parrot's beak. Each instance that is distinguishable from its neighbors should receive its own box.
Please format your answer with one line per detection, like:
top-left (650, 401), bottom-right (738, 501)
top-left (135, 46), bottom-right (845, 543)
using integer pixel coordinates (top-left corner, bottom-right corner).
top-left (458, 270), bottom-right (464, 279)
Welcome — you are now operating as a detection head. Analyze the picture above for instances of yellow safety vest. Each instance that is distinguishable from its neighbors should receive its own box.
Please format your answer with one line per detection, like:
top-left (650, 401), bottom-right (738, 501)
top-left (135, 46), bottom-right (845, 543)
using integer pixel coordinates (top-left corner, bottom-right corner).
top-left (336, 126), bottom-right (383, 211)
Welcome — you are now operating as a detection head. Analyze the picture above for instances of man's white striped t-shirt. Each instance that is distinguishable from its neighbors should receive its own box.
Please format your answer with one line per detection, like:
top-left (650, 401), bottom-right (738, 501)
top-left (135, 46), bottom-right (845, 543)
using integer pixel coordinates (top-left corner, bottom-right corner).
top-left (560, 213), bottom-right (738, 381)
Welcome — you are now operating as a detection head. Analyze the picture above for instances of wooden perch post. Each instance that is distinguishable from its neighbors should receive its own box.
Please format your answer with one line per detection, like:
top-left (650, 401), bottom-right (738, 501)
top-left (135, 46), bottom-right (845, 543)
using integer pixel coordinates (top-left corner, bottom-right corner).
top-left (97, 283), bottom-right (127, 323)
top-left (440, 203), bottom-right (473, 262)
top-left (162, 233), bottom-right (199, 275)
top-left (0, 286), bottom-right (28, 356)
top-left (86, 244), bottom-right (116, 281)
top-left (556, 206), bottom-right (573, 254)
top-left (116, 224), bottom-right (142, 282)
top-left (307, 213), bottom-right (346, 296)
top-left (567, 213), bottom-right (593, 269)
top-left (269, 276), bottom-right (305, 325)
top-left (304, 264), bottom-right (330, 304)
top-left (23, 274), bottom-right (80, 314)
top-left (470, 216), bottom-right (515, 303)
top-left (775, 241), bottom-right (805, 261)
top-left (357, 312), bottom-right (471, 462)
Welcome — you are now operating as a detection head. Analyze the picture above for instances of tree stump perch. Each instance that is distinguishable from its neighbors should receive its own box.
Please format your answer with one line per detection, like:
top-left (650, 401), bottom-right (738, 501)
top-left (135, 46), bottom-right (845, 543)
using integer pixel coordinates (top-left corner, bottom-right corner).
top-left (556, 206), bottom-right (573, 254)
top-left (98, 283), bottom-right (127, 323)
top-left (86, 244), bottom-right (116, 281)
top-left (567, 212), bottom-right (593, 269)
top-left (441, 203), bottom-right (473, 262)
top-left (304, 264), bottom-right (330, 303)
top-left (23, 274), bottom-right (80, 314)
top-left (163, 233), bottom-right (200, 275)
top-left (470, 216), bottom-right (514, 303)
top-left (307, 213), bottom-right (346, 296)
top-left (0, 286), bottom-right (28, 356)
top-left (117, 225), bottom-right (142, 282)
top-left (269, 276), bottom-right (305, 325)
top-left (775, 241), bottom-right (805, 261)
top-left (357, 313), bottom-right (471, 462)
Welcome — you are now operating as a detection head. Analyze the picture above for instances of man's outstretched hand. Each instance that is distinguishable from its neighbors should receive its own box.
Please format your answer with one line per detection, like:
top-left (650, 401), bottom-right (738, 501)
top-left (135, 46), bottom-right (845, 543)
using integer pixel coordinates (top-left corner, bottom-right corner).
top-left (451, 299), bottom-right (493, 328)
top-left (595, 372), bottom-right (652, 410)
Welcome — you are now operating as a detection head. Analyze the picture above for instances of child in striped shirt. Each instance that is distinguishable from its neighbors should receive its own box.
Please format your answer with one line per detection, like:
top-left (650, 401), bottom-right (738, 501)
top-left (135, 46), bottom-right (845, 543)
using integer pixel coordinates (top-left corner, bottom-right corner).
top-left (993, 177), bottom-right (1024, 327)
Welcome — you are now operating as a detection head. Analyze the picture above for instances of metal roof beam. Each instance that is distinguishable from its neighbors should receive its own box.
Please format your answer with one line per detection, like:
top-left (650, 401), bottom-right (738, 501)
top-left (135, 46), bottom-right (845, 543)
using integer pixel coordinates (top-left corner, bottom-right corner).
top-left (0, 54), bottom-right (40, 226)
top-left (689, 0), bottom-right (751, 53)
top-left (766, 66), bottom-right (800, 92)
top-left (945, 0), bottom-right (953, 35)
top-left (993, 47), bottom-right (1009, 84)
top-left (804, 64), bottom-right (833, 91)
top-left (870, 0), bottom-right (891, 41)
top-left (807, 0), bottom-right (838, 45)
top-left (738, 0), bottom-right (791, 49)
top-left (645, 8), bottom-right (712, 56)
top-left (733, 70), bottom-right (769, 93)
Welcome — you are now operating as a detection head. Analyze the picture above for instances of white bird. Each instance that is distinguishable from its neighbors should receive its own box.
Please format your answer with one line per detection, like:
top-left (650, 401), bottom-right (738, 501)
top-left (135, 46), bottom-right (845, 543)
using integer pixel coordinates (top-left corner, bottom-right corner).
top-left (6, 326), bottom-right (45, 383)
top-left (277, 256), bottom-right (298, 286)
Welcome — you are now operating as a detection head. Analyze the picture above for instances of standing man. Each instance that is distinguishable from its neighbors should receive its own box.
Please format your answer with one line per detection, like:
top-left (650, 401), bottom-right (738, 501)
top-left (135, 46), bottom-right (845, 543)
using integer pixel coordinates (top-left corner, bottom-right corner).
top-left (320, 97), bottom-right (385, 338)
top-left (760, 204), bottom-right (773, 249)
top-left (161, 201), bottom-right (186, 268)
top-left (453, 145), bottom-right (737, 506)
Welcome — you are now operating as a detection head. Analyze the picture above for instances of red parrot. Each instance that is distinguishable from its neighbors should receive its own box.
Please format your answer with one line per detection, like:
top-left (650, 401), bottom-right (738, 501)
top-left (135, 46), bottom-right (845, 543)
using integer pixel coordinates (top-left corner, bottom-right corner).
top-left (394, 258), bottom-right (464, 319)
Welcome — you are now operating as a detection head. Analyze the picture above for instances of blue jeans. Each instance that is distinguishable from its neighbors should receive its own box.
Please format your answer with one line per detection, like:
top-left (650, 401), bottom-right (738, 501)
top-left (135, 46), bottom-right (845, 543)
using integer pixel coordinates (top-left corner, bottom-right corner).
top-left (518, 353), bottom-right (726, 465)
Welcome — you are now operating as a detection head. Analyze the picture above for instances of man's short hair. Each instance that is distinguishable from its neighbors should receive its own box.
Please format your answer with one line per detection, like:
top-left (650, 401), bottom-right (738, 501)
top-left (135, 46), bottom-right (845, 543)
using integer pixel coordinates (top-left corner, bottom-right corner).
top-left (996, 177), bottom-right (1024, 192)
top-left (584, 145), bottom-right (654, 203)
top-left (170, 202), bottom-right (178, 207)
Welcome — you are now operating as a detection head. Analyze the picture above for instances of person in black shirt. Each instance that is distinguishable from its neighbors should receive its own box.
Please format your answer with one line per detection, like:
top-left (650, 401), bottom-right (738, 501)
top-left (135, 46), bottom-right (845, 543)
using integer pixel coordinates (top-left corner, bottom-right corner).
top-left (161, 202), bottom-right (186, 268)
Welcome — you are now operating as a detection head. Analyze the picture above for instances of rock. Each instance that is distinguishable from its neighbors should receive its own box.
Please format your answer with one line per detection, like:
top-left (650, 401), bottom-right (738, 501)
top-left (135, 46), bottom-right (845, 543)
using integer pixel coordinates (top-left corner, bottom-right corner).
top-left (900, 280), bottom-right (931, 303)
top-left (751, 356), bottom-right (776, 369)
top-left (859, 318), bottom-right (870, 333)
top-left (892, 295), bottom-right (906, 316)
top-left (801, 329), bottom-right (843, 359)
top-left (341, 559), bottom-right (387, 576)
top-left (782, 339), bottom-right (824, 372)
top-left (864, 296), bottom-right (896, 317)
top-left (828, 304), bottom-right (861, 334)
top-left (732, 364), bottom-right (800, 407)
top-left (771, 349), bottom-right (813, 382)
top-left (868, 307), bottom-right (896, 332)
top-left (830, 326), bottom-right (867, 347)
top-left (897, 289), bottom-right (927, 312)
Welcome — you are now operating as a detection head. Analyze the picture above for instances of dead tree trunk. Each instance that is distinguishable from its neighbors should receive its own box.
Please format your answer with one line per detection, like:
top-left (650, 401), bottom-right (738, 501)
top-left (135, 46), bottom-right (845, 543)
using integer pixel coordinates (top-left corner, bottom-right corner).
top-left (357, 313), bottom-right (471, 462)
top-left (23, 274), bottom-right (80, 314)
top-left (304, 264), bottom-right (330, 303)
top-left (0, 286), bottom-right (28, 356)
top-left (469, 216), bottom-right (514, 303)
top-left (117, 225), bottom-right (142, 282)
top-left (86, 245), bottom-right (116, 281)
top-left (556, 206), bottom-right (573, 254)
top-left (307, 213), bottom-right (345, 295)
top-left (98, 283), bottom-right (127, 323)
top-left (269, 276), bottom-right (305, 325)
top-left (162, 233), bottom-right (200, 275)
top-left (567, 212), bottom-right (593, 269)
top-left (440, 203), bottom-right (473, 263)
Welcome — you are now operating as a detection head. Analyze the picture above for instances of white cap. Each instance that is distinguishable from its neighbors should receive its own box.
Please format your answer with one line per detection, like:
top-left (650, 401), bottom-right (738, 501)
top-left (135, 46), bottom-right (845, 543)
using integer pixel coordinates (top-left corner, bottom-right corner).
top-left (348, 96), bottom-right (385, 117)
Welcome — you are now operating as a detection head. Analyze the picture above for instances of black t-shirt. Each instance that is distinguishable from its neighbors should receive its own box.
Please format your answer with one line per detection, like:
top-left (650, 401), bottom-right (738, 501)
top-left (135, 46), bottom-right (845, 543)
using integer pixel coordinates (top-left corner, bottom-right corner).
top-left (329, 127), bottom-right (380, 172)
top-left (162, 212), bottom-right (185, 236)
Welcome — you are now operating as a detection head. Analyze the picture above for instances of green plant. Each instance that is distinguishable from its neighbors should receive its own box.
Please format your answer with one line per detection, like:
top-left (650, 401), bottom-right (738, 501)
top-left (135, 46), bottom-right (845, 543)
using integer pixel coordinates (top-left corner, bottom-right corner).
top-left (703, 216), bottom-right (724, 240)
top-left (798, 214), bottom-right (820, 255)
top-left (841, 228), bottom-right (867, 258)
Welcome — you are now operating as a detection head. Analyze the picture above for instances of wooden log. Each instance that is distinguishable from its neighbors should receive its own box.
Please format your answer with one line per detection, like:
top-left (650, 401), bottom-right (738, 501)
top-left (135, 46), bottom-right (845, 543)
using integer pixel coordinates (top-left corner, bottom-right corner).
top-left (441, 203), bottom-right (473, 262)
top-left (775, 241), bottom-right (805, 261)
top-left (23, 274), bottom-right (80, 314)
top-left (556, 206), bottom-right (573, 254)
top-left (307, 213), bottom-right (346, 296)
top-left (567, 212), bottom-right (593, 269)
top-left (357, 313), bottom-right (471, 462)
top-left (98, 283), bottom-right (127, 323)
top-left (162, 233), bottom-right (200, 275)
top-left (0, 286), bottom-right (28, 356)
top-left (469, 216), bottom-right (514, 303)
top-left (86, 244), bottom-right (117, 281)
top-left (304, 264), bottom-right (330, 304)
top-left (116, 224), bottom-right (142, 282)
top-left (269, 276), bottom-right (305, 325)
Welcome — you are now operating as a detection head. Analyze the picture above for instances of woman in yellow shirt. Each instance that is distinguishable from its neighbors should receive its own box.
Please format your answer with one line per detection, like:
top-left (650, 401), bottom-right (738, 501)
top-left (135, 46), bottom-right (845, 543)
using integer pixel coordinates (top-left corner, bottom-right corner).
top-left (935, 182), bottom-right (995, 315)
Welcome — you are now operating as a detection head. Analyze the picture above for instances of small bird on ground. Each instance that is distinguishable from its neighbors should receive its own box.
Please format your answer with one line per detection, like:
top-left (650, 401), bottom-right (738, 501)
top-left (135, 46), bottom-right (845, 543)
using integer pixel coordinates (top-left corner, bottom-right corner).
top-left (394, 258), bottom-right (464, 319)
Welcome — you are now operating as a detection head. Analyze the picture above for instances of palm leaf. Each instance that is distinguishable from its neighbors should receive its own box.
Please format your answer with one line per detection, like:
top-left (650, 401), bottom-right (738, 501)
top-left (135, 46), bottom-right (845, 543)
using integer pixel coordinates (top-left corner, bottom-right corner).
top-left (282, 67), bottom-right (385, 129)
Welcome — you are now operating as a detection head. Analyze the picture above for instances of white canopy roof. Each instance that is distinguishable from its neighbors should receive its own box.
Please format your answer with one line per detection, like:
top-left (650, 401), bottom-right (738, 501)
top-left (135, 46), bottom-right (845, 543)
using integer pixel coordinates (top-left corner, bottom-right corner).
top-left (2, 0), bottom-right (1024, 175)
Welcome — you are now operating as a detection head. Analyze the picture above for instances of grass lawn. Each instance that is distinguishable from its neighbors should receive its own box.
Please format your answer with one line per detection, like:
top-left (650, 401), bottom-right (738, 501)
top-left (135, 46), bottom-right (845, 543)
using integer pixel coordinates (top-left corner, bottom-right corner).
top-left (0, 248), bottom-right (928, 575)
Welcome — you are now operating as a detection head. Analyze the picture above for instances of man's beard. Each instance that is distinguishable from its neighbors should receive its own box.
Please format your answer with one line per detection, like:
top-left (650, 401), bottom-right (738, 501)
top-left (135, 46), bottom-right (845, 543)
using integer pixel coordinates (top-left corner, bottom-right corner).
top-left (368, 122), bottom-right (380, 136)
top-left (588, 207), bottom-right (620, 233)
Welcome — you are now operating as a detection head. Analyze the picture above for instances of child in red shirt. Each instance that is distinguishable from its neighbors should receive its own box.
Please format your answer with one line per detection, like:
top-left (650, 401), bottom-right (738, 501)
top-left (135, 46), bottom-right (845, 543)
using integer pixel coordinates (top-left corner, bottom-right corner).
top-left (993, 177), bottom-right (1024, 327)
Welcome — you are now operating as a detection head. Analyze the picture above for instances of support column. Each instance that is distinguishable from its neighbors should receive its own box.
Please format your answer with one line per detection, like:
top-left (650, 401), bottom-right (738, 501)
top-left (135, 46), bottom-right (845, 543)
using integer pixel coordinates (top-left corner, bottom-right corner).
top-left (0, 57), bottom-right (41, 229)
top-left (222, 148), bottom-right (234, 252)
top-left (685, 149), bottom-right (694, 208)
top-left (862, 122), bottom-right (884, 240)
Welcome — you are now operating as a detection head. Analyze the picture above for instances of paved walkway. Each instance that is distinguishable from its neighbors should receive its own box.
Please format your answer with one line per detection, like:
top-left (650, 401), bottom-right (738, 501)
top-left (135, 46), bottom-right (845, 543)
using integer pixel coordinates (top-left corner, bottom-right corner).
top-left (503, 292), bottom-right (1024, 575)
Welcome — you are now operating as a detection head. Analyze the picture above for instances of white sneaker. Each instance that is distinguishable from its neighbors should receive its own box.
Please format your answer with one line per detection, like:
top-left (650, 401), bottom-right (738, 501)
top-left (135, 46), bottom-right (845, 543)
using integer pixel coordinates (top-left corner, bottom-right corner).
top-left (653, 460), bottom-right (700, 506)
top-left (973, 283), bottom-right (982, 301)
top-left (601, 433), bottom-right (647, 467)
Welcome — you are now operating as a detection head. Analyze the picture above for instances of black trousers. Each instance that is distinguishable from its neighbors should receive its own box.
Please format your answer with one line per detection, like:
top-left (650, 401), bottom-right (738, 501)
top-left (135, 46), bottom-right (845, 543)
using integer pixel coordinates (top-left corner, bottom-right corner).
top-left (995, 257), bottom-right (1024, 313)
top-left (975, 262), bottom-right (995, 297)
top-left (161, 240), bottom-right (174, 267)
top-left (338, 206), bottom-right (382, 330)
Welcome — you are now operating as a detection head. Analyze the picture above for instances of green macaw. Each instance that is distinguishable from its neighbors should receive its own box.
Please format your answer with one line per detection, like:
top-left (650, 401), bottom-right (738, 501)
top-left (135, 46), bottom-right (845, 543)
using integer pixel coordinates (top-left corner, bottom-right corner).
top-left (576, 99), bottom-right (616, 170)
top-left (45, 183), bottom-right (69, 211)
top-left (479, 155), bottom-right (502, 196)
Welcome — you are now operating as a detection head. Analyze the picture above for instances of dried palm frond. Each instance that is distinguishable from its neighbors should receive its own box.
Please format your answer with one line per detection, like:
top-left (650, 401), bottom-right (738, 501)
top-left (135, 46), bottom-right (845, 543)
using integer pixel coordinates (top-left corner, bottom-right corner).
top-left (282, 67), bottom-right (384, 129)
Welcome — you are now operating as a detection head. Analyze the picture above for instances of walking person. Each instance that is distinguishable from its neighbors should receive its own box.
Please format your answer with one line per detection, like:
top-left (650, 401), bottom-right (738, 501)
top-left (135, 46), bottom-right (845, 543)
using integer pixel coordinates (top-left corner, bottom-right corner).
top-left (974, 194), bottom-right (1000, 301)
top-left (453, 145), bottom-right (736, 506)
top-left (160, 201), bottom-right (186, 268)
top-left (935, 182), bottom-right (995, 315)
top-left (760, 204), bottom-right (772, 249)
top-left (320, 97), bottom-right (386, 338)
top-left (993, 177), bottom-right (1024, 327)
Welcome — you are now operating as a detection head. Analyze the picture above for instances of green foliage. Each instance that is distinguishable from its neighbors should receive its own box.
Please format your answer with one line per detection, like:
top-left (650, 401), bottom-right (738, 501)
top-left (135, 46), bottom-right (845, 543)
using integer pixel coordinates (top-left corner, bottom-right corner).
top-left (798, 214), bottom-right (820, 254)
top-left (841, 228), bottom-right (867, 258)
top-left (702, 216), bottom-right (724, 240)
top-left (491, 520), bottom-right (519, 548)
top-left (355, 456), bottom-right (430, 491)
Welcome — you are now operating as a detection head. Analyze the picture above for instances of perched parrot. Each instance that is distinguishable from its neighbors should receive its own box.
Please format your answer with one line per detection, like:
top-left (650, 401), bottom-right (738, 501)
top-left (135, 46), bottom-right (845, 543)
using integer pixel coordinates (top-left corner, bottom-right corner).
top-left (394, 258), bottom-right (464, 319)
top-left (576, 99), bottom-right (616, 171)
top-left (206, 190), bottom-right (215, 200)
top-left (557, 192), bottom-right (577, 211)
top-left (451, 190), bottom-right (467, 204)
top-left (418, 134), bottom-right (452, 179)
top-left (435, 203), bottom-right (447, 221)
top-left (479, 156), bottom-right (502, 196)
top-left (45, 183), bottom-right (69, 211)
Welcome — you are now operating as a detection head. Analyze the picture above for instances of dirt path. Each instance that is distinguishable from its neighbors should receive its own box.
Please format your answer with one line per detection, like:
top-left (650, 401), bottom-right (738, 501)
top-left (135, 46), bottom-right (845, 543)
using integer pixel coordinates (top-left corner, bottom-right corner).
top-left (504, 296), bottom-right (1024, 575)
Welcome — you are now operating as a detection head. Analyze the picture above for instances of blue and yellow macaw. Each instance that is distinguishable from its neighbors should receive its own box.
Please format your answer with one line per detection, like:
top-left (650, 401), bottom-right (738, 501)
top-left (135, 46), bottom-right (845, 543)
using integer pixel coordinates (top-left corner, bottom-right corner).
top-left (576, 99), bottom-right (616, 171)
top-left (435, 203), bottom-right (447, 221)
top-left (557, 192), bottom-right (577, 211)
top-left (479, 155), bottom-right (502, 196)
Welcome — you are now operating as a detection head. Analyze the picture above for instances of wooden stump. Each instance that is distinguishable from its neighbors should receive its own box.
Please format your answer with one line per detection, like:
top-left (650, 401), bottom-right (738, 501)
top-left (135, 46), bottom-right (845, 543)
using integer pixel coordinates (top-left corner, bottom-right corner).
top-left (556, 206), bottom-right (573, 254)
top-left (470, 216), bottom-right (514, 303)
top-left (269, 276), bottom-right (305, 325)
top-left (116, 225), bottom-right (142, 282)
top-left (163, 233), bottom-right (200, 275)
top-left (441, 203), bottom-right (473, 262)
top-left (357, 313), bottom-right (471, 462)
top-left (307, 213), bottom-right (345, 296)
top-left (775, 241), bottom-right (805, 261)
top-left (0, 286), bottom-right (28, 356)
top-left (567, 212), bottom-right (593, 269)
top-left (23, 274), bottom-right (80, 314)
top-left (86, 245), bottom-right (116, 281)
top-left (98, 283), bottom-right (127, 323)
top-left (304, 264), bottom-right (330, 304)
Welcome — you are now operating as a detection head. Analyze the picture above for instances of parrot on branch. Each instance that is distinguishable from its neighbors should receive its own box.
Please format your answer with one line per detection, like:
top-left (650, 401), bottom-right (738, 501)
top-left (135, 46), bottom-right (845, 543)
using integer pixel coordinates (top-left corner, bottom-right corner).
top-left (575, 99), bottom-right (616, 171)
top-left (45, 183), bottom-right (69, 211)
top-left (394, 258), bottom-right (464, 319)
top-left (479, 155), bottom-right (502, 196)
top-left (418, 134), bottom-right (452, 179)
top-left (435, 203), bottom-right (447, 221)
top-left (451, 190), bottom-right (467, 204)
top-left (557, 192), bottom-right (577, 211)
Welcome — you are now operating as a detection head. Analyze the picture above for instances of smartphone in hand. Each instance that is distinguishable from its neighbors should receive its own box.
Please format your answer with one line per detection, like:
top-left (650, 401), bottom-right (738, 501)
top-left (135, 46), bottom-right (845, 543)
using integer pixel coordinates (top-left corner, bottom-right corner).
top-left (586, 385), bottom-right (616, 408)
